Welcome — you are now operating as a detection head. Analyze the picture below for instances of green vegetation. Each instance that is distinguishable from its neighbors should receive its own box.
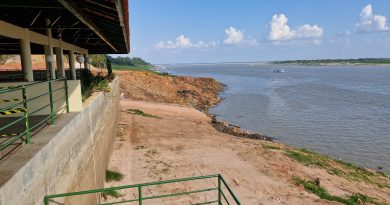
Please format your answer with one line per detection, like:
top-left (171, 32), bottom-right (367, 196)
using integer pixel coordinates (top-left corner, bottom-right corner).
top-left (89, 54), bottom-right (153, 71)
top-left (261, 144), bottom-right (281, 150)
top-left (273, 58), bottom-right (390, 65)
top-left (127, 109), bottom-right (160, 119)
top-left (0, 55), bottom-right (13, 65)
top-left (89, 54), bottom-right (107, 68)
top-left (154, 71), bottom-right (174, 77)
top-left (103, 190), bottom-right (121, 198)
top-left (109, 56), bottom-right (150, 66)
top-left (77, 54), bottom-right (114, 100)
top-left (285, 148), bottom-right (390, 189)
top-left (328, 168), bottom-right (345, 177)
top-left (93, 79), bottom-right (110, 93)
top-left (111, 64), bottom-right (153, 71)
top-left (106, 56), bottom-right (113, 76)
top-left (105, 170), bottom-right (124, 182)
top-left (294, 177), bottom-right (385, 205)
top-left (80, 55), bottom-right (158, 101)
top-left (286, 149), bottom-right (329, 168)
top-left (80, 70), bottom-right (112, 101)
top-left (107, 56), bottom-right (154, 71)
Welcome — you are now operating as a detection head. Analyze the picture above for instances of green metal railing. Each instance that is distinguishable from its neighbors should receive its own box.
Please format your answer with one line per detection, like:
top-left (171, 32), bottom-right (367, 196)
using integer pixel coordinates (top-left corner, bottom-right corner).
top-left (44, 174), bottom-right (241, 205)
top-left (0, 78), bottom-right (69, 152)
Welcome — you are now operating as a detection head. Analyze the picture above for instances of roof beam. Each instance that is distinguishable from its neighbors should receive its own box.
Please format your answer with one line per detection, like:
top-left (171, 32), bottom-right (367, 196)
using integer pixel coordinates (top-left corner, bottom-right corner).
top-left (50, 16), bottom-right (62, 27)
top-left (29, 27), bottom-right (90, 30)
top-left (0, 20), bottom-right (87, 54)
top-left (83, 0), bottom-right (116, 11)
top-left (56, 0), bottom-right (118, 52)
top-left (114, 0), bottom-right (129, 52)
top-left (83, 8), bottom-right (118, 21)
top-left (29, 11), bottom-right (42, 27)
top-left (0, 5), bottom-right (63, 9)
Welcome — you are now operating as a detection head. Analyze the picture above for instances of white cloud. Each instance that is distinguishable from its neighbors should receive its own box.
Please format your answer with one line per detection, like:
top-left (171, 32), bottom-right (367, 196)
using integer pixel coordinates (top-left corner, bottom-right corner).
top-left (155, 35), bottom-right (217, 50)
top-left (268, 14), bottom-right (324, 43)
top-left (193, 40), bottom-right (217, 48)
top-left (223, 27), bottom-right (244, 44)
top-left (356, 4), bottom-right (389, 32)
top-left (176, 35), bottom-right (192, 48)
top-left (222, 27), bottom-right (259, 46)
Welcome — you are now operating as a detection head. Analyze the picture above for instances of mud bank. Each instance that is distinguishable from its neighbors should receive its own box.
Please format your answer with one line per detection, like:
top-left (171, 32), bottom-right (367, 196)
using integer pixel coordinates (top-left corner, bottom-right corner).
top-left (106, 100), bottom-right (390, 205)
top-left (115, 70), bottom-right (223, 111)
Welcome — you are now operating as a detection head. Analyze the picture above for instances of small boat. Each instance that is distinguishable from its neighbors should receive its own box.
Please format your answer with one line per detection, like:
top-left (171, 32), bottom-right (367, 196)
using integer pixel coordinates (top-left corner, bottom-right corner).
top-left (273, 69), bottom-right (285, 73)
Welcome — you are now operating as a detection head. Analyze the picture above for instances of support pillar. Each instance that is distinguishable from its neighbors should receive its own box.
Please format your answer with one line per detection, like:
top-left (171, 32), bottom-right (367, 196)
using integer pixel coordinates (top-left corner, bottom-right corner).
top-left (55, 46), bottom-right (65, 78)
top-left (44, 18), bottom-right (55, 79)
top-left (69, 51), bottom-right (76, 80)
top-left (20, 35), bottom-right (34, 81)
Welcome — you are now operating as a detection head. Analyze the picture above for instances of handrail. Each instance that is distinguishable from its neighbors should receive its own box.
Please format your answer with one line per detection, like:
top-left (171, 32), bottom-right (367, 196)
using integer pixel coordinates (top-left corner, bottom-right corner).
top-left (0, 78), bottom-right (69, 152)
top-left (219, 174), bottom-right (241, 204)
top-left (0, 77), bottom-right (67, 90)
top-left (44, 174), bottom-right (241, 205)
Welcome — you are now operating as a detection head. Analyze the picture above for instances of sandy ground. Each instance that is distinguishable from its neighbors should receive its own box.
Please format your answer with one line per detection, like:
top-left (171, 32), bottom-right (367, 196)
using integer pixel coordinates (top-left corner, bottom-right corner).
top-left (105, 100), bottom-right (390, 205)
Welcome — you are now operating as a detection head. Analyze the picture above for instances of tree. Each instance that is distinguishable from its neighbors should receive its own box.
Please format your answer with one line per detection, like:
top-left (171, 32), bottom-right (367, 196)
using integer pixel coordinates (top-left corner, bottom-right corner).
top-left (108, 56), bottom-right (151, 66)
top-left (106, 57), bottom-right (112, 76)
top-left (90, 54), bottom-right (107, 68)
top-left (0, 55), bottom-right (13, 65)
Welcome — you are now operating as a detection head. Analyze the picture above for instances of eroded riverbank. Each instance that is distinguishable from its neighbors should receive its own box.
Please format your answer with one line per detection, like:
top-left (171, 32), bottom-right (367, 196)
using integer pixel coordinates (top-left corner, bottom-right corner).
top-left (104, 70), bottom-right (390, 204)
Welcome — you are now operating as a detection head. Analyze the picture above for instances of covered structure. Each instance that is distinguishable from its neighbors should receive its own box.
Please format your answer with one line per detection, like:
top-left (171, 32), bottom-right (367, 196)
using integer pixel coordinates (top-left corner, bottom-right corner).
top-left (0, 0), bottom-right (130, 157)
top-left (0, 0), bottom-right (130, 81)
top-left (0, 2), bottom-right (131, 204)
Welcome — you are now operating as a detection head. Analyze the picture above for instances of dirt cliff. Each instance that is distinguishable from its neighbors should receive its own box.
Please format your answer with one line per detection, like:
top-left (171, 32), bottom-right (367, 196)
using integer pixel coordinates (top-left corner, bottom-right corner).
top-left (115, 70), bottom-right (223, 111)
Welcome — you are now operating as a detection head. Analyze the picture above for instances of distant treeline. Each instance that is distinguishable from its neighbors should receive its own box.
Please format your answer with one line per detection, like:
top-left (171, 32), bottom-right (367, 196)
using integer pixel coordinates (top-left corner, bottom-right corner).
top-left (273, 58), bottom-right (390, 65)
top-left (89, 55), bottom-right (152, 70)
top-left (107, 56), bottom-right (151, 67)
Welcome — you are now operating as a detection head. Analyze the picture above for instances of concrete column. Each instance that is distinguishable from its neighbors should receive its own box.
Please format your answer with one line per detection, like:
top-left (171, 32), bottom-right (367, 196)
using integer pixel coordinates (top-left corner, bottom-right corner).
top-left (44, 18), bottom-right (55, 79)
top-left (69, 51), bottom-right (77, 80)
top-left (55, 45), bottom-right (65, 78)
top-left (20, 36), bottom-right (34, 81)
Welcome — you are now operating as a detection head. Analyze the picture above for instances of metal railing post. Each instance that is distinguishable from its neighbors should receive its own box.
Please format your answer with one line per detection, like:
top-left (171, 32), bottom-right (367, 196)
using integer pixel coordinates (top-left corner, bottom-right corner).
top-left (43, 175), bottom-right (240, 204)
top-left (218, 175), bottom-right (222, 205)
top-left (220, 176), bottom-right (241, 205)
top-left (22, 86), bottom-right (31, 144)
top-left (138, 186), bottom-right (142, 205)
top-left (64, 78), bottom-right (69, 113)
top-left (48, 81), bottom-right (54, 125)
top-left (44, 196), bottom-right (49, 205)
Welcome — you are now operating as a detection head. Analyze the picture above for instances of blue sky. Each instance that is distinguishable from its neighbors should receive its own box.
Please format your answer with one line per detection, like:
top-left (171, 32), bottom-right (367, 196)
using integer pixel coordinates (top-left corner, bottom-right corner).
top-left (117, 0), bottom-right (390, 64)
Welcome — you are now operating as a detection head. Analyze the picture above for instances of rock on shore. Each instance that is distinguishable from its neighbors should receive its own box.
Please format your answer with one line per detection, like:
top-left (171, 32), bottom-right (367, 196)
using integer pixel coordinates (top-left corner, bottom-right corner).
top-left (210, 115), bottom-right (273, 141)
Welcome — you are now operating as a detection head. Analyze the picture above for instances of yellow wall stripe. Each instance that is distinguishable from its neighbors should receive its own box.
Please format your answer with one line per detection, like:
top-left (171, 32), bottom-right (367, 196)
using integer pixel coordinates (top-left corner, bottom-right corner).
top-left (0, 99), bottom-right (22, 103)
top-left (0, 107), bottom-right (27, 115)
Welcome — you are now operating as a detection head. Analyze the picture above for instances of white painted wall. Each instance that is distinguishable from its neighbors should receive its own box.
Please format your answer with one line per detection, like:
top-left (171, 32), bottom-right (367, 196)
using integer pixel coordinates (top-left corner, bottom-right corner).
top-left (0, 80), bottom-right (82, 117)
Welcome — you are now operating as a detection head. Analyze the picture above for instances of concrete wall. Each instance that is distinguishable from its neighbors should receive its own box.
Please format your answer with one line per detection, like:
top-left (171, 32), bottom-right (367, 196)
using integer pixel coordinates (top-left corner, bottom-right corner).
top-left (0, 80), bottom-right (82, 117)
top-left (0, 77), bottom-right (120, 205)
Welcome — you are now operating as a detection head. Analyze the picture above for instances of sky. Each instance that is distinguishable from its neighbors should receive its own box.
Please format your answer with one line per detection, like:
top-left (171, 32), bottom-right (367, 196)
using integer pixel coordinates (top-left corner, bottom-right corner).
top-left (116, 0), bottom-right (390, 64)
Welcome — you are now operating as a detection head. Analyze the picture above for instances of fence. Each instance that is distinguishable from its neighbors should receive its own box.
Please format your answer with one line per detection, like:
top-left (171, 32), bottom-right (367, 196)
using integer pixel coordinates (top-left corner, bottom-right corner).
top-left (0, 70), bottom-right (73, 82)
top-left (0, 78), bottom-right (69, 152)
top-left (44, 174), bottom-right (241, 205)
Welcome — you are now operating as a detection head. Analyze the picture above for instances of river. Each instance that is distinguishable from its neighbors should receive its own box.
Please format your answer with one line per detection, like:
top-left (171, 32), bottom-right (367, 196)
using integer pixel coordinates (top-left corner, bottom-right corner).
top-left (169, 64), bottom-right (390, 173)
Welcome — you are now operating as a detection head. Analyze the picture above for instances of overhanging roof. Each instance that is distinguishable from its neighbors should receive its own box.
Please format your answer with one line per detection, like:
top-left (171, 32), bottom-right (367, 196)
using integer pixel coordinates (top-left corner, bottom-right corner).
top-left (0, 0), bottom-right (130, 54)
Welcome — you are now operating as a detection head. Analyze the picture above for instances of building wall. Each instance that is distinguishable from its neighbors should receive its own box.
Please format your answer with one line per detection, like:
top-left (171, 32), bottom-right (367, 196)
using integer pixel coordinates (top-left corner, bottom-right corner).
top-left (0, 80), bottom-right (82, 117)
top-left (0, 77), bottom-right (120, 205)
